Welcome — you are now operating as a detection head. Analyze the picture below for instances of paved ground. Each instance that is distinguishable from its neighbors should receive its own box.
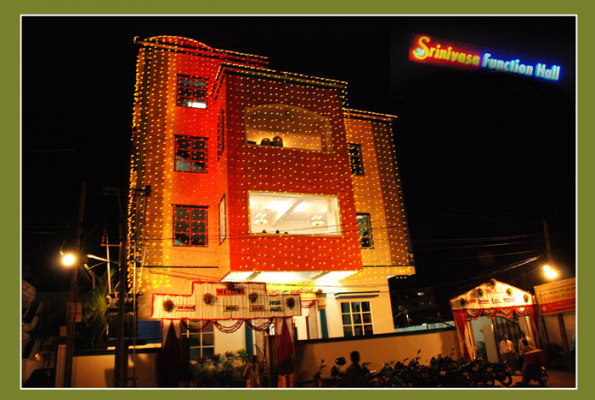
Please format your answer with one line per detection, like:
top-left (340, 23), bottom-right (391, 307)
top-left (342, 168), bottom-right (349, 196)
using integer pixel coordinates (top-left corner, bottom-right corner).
top-left (493, 369), bottom-right (576, 389)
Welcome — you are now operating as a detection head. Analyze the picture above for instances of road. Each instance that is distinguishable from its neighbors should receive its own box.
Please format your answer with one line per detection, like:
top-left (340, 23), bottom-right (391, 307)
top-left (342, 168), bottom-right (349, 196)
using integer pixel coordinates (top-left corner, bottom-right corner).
top-left (494, 369), bottom-right (576, 389)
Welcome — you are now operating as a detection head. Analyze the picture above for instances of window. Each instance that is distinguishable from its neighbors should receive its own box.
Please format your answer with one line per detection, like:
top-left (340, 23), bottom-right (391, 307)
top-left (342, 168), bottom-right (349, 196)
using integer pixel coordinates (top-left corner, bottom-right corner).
top-left (348, 143), bottom-right (365, 175)
top-left (341, 301), bottom-right (373, 337)
top-left (249, 192), bottom-right (341, 235)
top-left (357, 213), bottom-right (374, 248)
top-left (219, 195), bottom-right (227, 243)
top-left (244, 104), bottom-right (332, 152)
top-left (174, 136), bottom-right (207, 173)
top-left (182, 322), bottom-right (215, 360)
top-left (217, 110), bottom-right (225, 160)
top-left (177, 75), bottom-right (207, 108)
top-left (173, 205), bottom-right (208, 247)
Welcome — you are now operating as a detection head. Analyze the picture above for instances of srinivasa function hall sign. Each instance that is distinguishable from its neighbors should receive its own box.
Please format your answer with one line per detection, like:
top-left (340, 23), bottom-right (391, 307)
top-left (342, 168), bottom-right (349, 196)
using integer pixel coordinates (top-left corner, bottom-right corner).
top-left (410, 34), bottom-right (562, 82)
top-left (152, 281), bottom-right (302, 320)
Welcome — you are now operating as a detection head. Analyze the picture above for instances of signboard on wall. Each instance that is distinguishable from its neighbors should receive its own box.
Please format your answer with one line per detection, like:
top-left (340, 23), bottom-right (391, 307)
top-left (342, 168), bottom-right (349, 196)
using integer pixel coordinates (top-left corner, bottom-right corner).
top-left (151, 281), bottom-right (302, 320)
top-left (534, 277), bottom-right (576, 315)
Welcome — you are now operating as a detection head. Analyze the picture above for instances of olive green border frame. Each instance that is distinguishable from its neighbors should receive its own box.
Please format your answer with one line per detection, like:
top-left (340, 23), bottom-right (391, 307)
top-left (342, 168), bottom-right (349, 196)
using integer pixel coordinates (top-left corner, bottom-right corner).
top-left (4, 1), bottom-right (588, 399)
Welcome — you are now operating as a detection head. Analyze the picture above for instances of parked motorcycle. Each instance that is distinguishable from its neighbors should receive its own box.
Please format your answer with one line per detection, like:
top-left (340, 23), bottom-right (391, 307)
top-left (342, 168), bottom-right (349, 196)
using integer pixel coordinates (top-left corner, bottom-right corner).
top-left (329, 356), bottom-right (348, 387)
top-left (491, 361), bottom-right (513, 386)
top-left (520, 350), bottom-right (549, 387)
top-left (313, 359), bottom-right (332, 388)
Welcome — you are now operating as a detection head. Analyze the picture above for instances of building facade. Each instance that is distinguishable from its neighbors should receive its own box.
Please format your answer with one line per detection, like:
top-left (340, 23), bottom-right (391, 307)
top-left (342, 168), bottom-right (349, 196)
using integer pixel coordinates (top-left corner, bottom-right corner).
top-left (127, 36), bottom-right (415, 359)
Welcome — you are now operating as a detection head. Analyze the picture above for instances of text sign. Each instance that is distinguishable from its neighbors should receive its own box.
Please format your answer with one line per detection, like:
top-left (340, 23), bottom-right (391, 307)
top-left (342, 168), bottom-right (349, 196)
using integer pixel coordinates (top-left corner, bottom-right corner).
top-left (410, 34), bottom-right (562, 82)
top-left (534, 278), bottom-right (576, 315)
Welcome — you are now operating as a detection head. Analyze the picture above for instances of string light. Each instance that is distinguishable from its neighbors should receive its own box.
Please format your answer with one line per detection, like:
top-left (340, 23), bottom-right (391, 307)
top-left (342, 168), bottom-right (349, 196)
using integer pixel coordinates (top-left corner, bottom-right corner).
top-left (127, 36), bottom-right (415, 294)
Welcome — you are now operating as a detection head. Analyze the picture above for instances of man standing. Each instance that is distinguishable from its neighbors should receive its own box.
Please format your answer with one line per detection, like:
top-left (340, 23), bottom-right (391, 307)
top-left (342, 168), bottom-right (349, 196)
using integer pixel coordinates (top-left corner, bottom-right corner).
top-left (345, 351), bottom-right (368, 387)
top-left (500, 335), bottom-right (517, 373)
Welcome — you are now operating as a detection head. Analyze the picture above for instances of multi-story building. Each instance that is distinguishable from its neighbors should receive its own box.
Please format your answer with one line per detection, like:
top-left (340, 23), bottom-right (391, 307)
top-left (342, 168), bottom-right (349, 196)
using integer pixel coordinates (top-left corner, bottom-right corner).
top-left (127, 35), bottom-right (415, 360)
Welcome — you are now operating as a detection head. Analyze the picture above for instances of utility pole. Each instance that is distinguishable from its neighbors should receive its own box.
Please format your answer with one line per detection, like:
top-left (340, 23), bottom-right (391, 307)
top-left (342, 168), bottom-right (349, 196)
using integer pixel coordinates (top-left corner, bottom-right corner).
top-left (64, 182), bottom-right (86, 387)
top-left (543, 218), bottom-right (569, 353)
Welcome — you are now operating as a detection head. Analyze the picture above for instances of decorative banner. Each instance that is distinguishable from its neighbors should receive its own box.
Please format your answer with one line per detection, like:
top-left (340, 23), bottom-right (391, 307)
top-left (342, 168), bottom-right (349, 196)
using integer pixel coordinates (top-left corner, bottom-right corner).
top-left (450, 279), bottom-right (534, 310)
top-left (151, 281), bottom-right (302, 320)
top-left (534, 277), bottom-right (576, 315)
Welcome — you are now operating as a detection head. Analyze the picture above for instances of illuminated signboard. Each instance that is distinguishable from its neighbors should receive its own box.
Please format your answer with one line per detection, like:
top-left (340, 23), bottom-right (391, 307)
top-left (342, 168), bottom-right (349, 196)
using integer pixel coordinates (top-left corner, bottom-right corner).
top-left (534, 277), bottom-right (576, 315)
top-left (410, 34), bottom-right (561, 82)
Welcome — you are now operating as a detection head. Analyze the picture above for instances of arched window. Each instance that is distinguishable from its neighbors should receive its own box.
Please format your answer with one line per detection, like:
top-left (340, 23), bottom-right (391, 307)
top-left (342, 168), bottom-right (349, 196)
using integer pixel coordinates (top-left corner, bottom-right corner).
top-left (244, 104), bottom-right (333, 152)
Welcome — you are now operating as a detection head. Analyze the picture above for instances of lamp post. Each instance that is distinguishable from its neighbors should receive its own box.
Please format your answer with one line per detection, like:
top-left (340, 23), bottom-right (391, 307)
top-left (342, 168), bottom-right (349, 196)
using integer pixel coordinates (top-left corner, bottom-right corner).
top-left (61, 182), bottom-right (86, 387)
top-left (61, 252), bottom-right (80, 388)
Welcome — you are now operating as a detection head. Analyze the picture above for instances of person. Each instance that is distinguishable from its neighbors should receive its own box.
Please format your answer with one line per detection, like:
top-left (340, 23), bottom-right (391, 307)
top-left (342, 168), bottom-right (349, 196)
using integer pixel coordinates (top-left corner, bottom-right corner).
top-left (518, 331), bottom-right (535, 353)
top-left (345, 351), bottom-right (368, 387)
top-left (243, 355), bottom-right (261, 388)
top-left (518, 331), bottom-right (535, 371)
top-left (500, 335), bottom-right (516, 373)
top-left (518, 339), bottom-right (541, 386)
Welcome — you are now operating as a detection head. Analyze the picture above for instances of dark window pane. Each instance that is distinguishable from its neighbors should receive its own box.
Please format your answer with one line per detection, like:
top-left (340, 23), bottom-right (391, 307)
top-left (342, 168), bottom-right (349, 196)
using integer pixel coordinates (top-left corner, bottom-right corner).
top-left (191, 152), bottom-right (205, 161)
top-left (192, 140), bottom-right (206, 150)
top-left (353, 314), bottom-right (362, 324)
top-left (191, 234), bottom-right (206, 246)
top-left (175, 221), bottom-right (189, 232)
top-left (364, 325), bottom-right (374, 336)
top-left (342, 314), bottom-right (352, 325)
top-left (351, 302), bottom-right (361, 313)
top-left (362, 302), bottom-right (371, 312)
top-left (191, 162), bottom-right (205, 172)
top-left (343, 326), bottom-right (353, 337)
top-left (354, 326), bottom-right (363, 336)
top-left (192, 209), bottom-right (206, 220)
top-left (202, 333), bottom-right (214, 346)
top-left (177, 150), bottom-right (190, 160)
top-left (175, 209), bottom-right (189, 220)
top-left (189, 348), bottom-right (201, 361)
top-left (175, 234), bottom-right (188, 245)
top-left (341, 303), bottom-right (350, 313)
top-left (176, 161), bottom-right (188, 171)
top-left (363, 313), bottom-right (372, 324)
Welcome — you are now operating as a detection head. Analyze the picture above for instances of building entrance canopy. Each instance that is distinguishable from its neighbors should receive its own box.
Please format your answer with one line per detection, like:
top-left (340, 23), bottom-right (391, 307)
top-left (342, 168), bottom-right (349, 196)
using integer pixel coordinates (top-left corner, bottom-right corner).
top-left (151, 281), bottom-right (302, 320)
top-left (449, 279), bottom-right (540, 360)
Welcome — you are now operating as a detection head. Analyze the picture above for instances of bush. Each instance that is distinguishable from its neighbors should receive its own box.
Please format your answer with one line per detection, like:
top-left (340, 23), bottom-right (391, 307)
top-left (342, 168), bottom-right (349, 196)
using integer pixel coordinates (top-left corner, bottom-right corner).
top-left (188, 350), bottom-right (249, 387)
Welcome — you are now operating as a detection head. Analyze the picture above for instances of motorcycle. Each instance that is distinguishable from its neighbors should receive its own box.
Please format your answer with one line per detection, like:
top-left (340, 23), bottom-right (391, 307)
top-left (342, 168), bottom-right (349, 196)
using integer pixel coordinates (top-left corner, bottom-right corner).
top-left (520, 350), bottom-right (549, 387)
top-left (491, 361), bottom-right (513, 386)
top-left (313, 359), bottom-right (332, 388)
top-left (329, 356), bottom-right (348, 387)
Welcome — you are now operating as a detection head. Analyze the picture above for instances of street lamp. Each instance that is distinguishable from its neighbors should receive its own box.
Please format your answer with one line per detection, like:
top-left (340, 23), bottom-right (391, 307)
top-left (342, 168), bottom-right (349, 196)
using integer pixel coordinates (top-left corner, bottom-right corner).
top-left (543, 264), bottom-right (559, 280)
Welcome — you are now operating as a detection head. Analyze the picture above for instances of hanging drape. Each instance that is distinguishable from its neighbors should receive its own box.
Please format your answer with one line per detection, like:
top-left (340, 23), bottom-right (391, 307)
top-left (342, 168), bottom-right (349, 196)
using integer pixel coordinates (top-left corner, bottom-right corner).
top-left (159, 321), bottom-right (182, 387)
top-left (452, 310), bottom-right (476, 361)
top-left (276, 317), bottom-right (294, 367)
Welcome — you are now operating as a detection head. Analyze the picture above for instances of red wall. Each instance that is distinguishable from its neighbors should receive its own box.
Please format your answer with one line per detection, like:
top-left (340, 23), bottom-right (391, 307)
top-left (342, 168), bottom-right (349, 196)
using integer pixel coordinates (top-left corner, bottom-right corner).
top-left (224, 73), bottom-right (363, 273)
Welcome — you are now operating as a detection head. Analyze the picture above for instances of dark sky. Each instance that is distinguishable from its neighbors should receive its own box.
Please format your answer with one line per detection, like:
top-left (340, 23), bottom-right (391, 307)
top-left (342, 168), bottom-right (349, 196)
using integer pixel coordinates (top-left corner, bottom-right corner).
top-left (21, 16), bottom-right (576, 293)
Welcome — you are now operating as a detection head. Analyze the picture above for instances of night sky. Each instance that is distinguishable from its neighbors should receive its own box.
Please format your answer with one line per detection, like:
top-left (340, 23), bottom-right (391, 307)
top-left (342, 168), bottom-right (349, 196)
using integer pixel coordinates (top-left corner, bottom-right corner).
top-left (21, 16), bottom-right (576, 304)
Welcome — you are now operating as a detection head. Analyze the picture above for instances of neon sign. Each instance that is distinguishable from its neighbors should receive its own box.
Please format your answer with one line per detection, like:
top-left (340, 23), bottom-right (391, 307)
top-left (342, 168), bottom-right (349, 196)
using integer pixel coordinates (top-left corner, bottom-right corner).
top-left (410, 34), bottom-right (562, 82)
top-left (411, 35), bottom-right (480, 67)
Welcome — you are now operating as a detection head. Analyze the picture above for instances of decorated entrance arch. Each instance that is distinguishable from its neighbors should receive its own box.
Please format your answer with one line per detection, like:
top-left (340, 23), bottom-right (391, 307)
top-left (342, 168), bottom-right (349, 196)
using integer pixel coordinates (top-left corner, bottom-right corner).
top-left (449, 279), bottom-right (540, 361)
top-left (152, 281), bottom-right (306, 379)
